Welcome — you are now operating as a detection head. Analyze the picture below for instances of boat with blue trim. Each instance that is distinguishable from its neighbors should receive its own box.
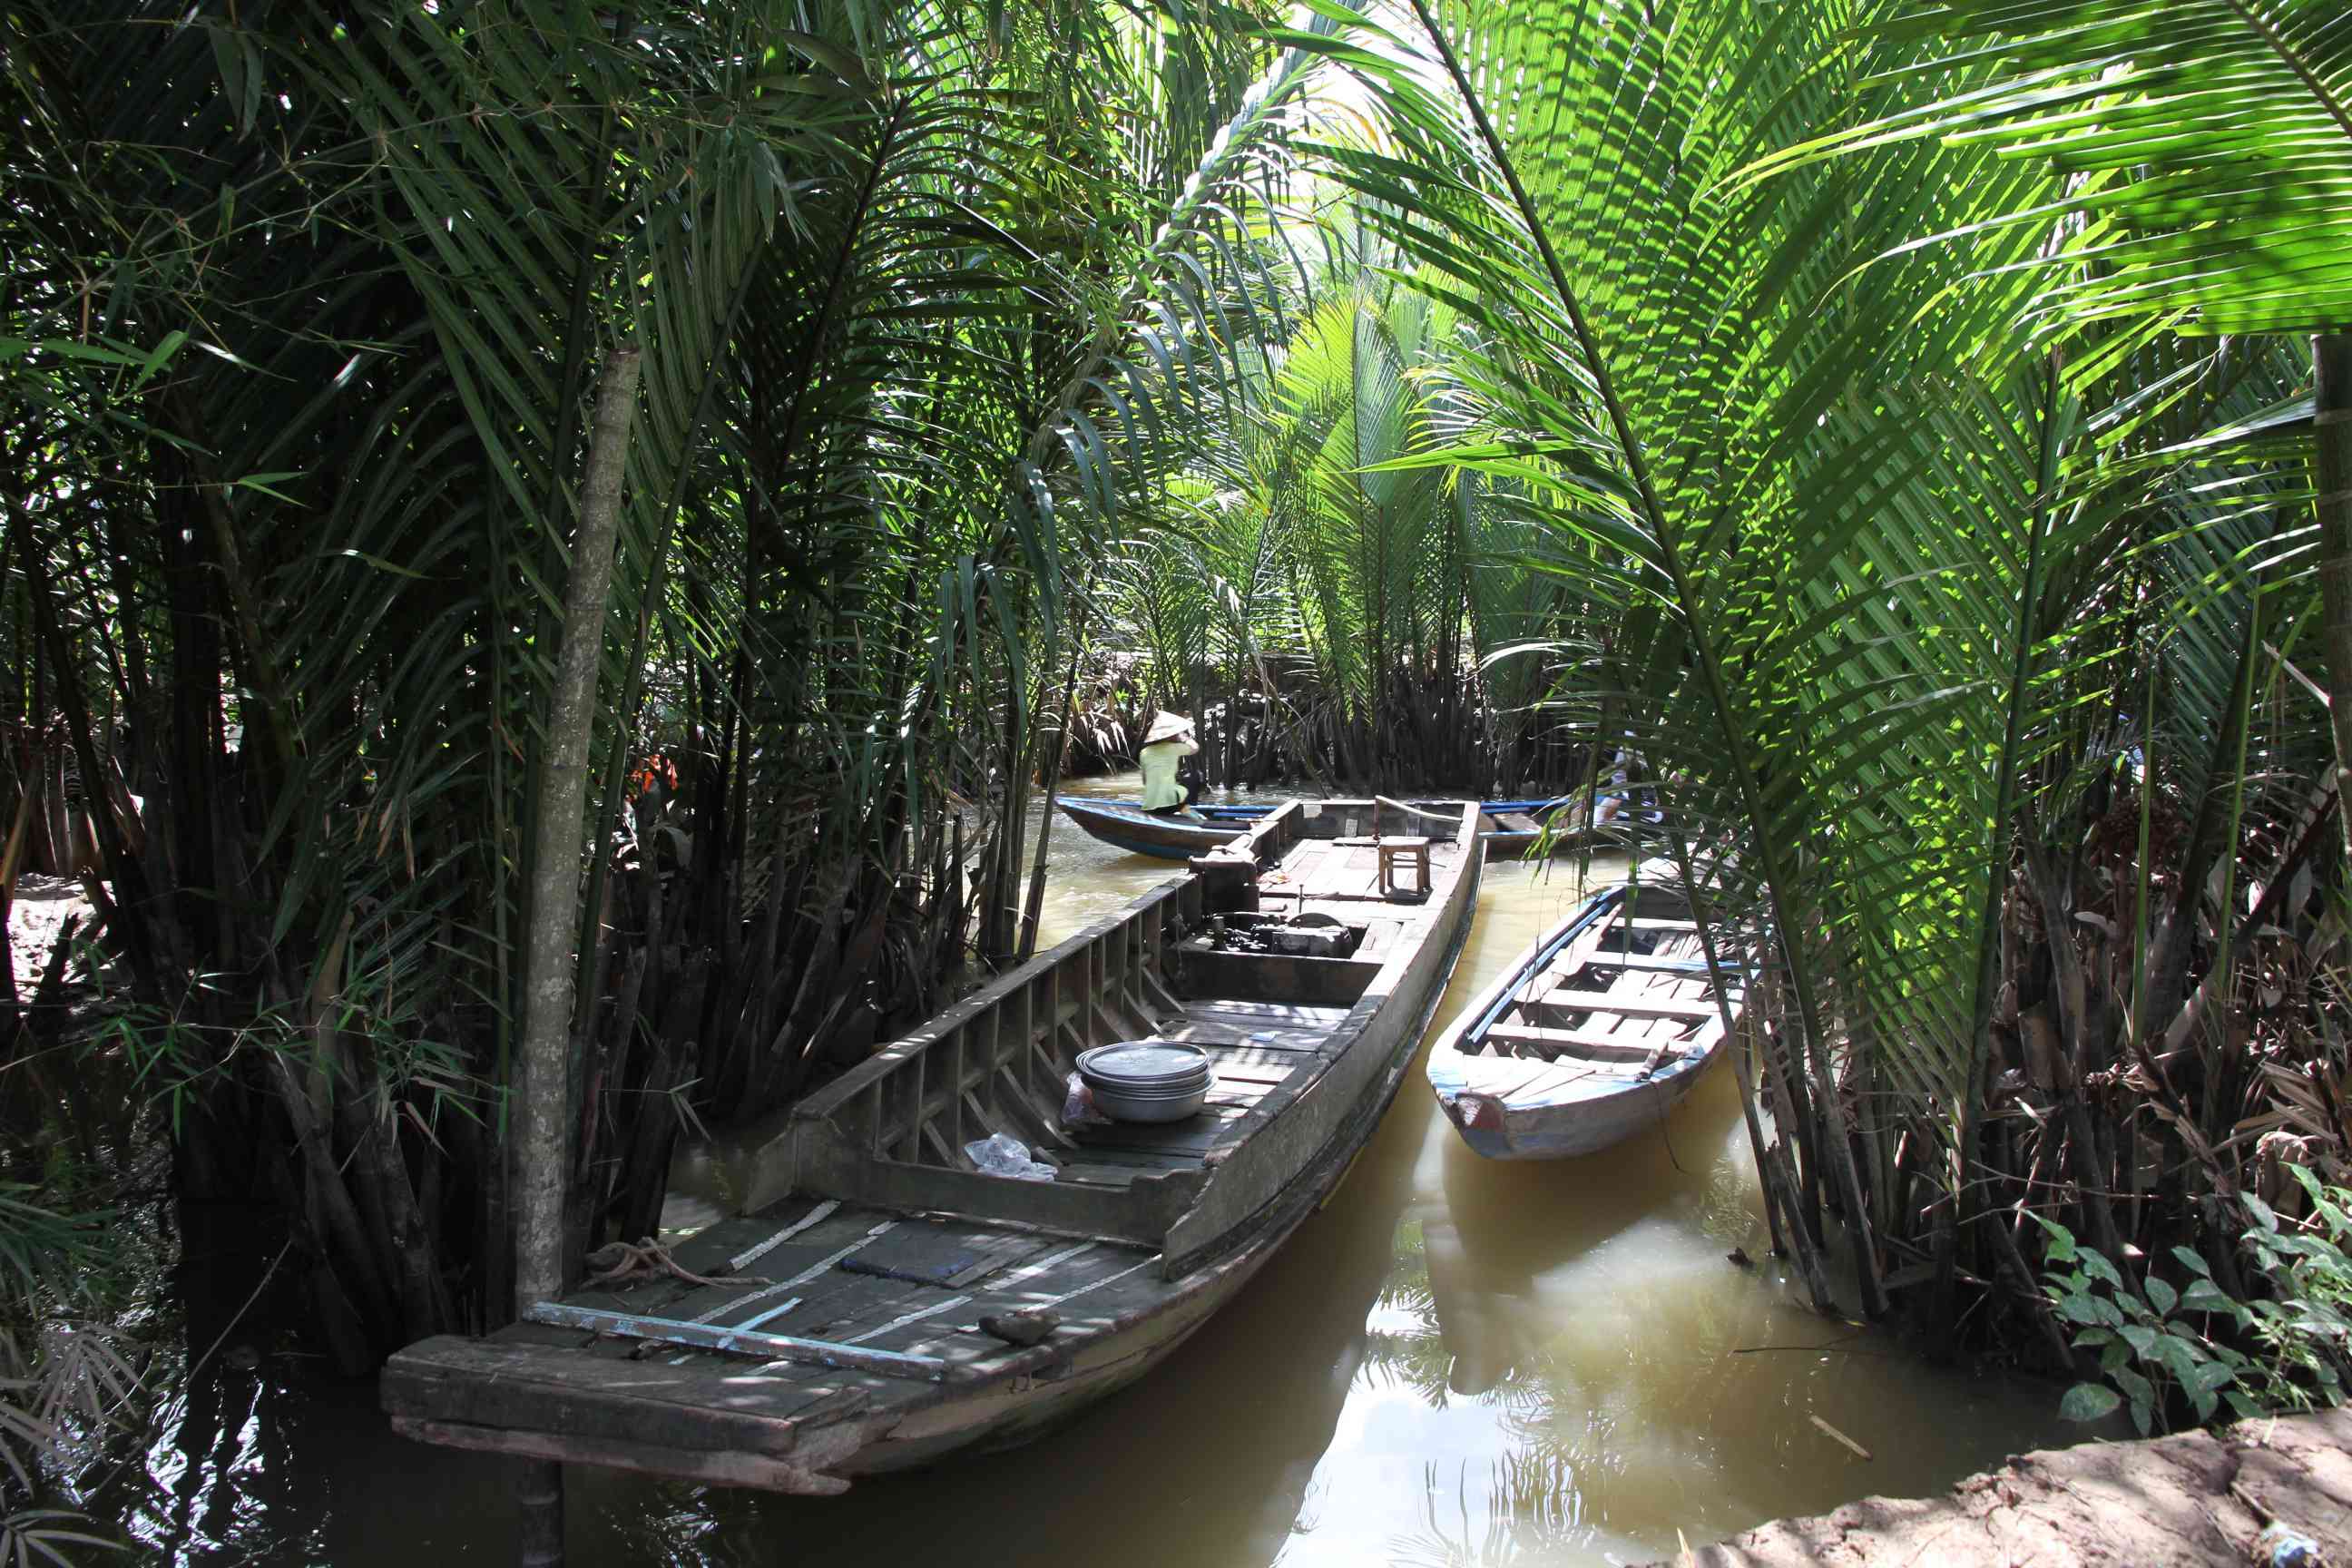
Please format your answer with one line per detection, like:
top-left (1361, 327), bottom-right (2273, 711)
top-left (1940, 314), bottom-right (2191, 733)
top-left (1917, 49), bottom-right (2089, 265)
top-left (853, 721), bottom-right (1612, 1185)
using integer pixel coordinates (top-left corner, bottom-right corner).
top-left (1426, 878), bottom-right (1743, 1160)
top-left (1054, 792), bottom-right (1655, 861)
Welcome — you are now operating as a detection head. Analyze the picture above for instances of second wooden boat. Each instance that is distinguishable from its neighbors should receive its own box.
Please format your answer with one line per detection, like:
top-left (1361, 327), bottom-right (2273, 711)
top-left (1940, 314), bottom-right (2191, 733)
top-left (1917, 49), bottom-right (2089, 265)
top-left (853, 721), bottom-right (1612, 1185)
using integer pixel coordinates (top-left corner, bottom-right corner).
top-left (383, 799), bottom-right (1480, 1492)
top-left (1055, 792), bottom-right (1656, 862)
top-left (1426, 880), bottom-right (1743, 1160)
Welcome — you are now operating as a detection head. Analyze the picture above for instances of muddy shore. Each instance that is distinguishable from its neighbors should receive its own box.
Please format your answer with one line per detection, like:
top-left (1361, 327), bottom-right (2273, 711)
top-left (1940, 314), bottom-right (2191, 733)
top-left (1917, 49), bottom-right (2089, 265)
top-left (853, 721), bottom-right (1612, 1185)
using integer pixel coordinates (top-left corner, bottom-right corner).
top-left (1657, 1407), bottom-right (2351, 1566)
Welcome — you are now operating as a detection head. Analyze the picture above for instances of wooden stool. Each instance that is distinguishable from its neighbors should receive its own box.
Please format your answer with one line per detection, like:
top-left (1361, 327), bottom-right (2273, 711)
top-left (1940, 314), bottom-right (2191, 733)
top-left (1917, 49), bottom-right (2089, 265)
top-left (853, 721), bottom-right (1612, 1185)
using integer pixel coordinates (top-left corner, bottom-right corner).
top-left (1377, 836), bottom-right (1432, 900)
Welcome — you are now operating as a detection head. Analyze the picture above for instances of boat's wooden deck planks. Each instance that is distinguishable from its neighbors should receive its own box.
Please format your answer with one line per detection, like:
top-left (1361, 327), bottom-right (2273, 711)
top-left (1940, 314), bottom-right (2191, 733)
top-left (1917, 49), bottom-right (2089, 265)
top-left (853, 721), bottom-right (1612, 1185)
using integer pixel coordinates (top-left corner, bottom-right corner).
top-left (1074, 1102), bottom-right (1249, 1157)
top-left (1191, 1053), bottom-right (1296, 1087)
top-left (563, 1203), bottom-right (884, 1319)
top-left (478, 1200), bottom-right (1156, 1375)
top-left (1152, 1019), bottom-right (1328, 1053)
top-left (383, 1332), bottom-right (893, 1451)
top-left (395, 1193), bottom-right (1169, 1456)
top-left (1183, 998), bottom-right (1352, 1026)
top-left (1475, 912), bottom-right (1735, 1066)
top-left (1055, 1156), bottom-right (1195, 1184)
top-left (878, 1240), bottom-right (1161, 1360)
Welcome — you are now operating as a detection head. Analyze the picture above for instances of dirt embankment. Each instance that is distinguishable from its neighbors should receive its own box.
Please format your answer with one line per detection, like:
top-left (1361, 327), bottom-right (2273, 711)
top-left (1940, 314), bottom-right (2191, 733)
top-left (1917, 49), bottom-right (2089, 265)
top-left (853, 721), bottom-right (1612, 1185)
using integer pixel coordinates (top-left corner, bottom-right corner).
top-left (1659, 1408), bottom-right (2351, 1567)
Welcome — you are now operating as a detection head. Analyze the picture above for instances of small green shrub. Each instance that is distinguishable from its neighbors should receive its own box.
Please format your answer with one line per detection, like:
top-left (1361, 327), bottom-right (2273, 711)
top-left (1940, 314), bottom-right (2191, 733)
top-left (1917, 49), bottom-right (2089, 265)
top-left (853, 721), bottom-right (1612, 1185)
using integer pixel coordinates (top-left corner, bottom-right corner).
top-left (2038, 1167), bottom-right (2352, 1436)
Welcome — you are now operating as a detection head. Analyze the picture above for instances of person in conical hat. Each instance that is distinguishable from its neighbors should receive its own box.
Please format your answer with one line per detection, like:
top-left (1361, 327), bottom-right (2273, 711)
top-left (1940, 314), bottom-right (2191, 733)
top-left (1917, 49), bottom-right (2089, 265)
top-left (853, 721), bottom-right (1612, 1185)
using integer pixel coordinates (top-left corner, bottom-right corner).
top-left (1138, 711), bottom-right (1200, 814)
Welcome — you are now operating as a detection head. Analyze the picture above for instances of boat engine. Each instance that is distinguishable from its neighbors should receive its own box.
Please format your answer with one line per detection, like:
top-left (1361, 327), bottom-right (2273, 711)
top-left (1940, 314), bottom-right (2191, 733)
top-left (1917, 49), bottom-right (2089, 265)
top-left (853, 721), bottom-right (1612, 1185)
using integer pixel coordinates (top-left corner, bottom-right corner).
top-left (1210, 910), bottom-right (1361, 959)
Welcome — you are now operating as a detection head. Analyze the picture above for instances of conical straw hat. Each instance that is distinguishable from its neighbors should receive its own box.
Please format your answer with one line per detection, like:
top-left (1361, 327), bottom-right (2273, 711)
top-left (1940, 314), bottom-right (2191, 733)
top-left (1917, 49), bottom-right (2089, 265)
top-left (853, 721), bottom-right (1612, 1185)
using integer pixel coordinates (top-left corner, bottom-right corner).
top-left (1143, 710), bottom-right (1193, 745)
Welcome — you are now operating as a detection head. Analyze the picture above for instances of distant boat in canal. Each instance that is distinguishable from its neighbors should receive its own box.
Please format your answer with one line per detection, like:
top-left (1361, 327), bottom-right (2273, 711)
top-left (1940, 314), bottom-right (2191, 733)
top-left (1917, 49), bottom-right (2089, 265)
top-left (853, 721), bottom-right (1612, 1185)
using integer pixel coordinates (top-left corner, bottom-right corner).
top-left (384, 799), bottom-right (1481, 1493)
top-left (1054, 791), bottom-right (1658, 862)
top-left (1426, 879), bottom-right (1744, 1160)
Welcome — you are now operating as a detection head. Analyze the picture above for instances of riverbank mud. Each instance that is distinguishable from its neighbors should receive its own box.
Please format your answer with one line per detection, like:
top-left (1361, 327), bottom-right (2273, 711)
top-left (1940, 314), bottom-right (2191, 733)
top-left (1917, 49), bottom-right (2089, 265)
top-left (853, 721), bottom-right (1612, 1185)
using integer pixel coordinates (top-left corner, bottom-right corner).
top-left (1661, 1407), bottom-right (2351, 1566)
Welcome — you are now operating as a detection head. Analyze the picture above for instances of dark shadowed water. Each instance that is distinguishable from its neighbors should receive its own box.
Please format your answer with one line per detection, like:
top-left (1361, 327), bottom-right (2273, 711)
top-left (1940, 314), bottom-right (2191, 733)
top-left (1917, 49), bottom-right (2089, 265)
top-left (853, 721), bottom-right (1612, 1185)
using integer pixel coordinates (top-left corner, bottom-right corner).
top-left (100, 775), bottom-right (2067, 1564)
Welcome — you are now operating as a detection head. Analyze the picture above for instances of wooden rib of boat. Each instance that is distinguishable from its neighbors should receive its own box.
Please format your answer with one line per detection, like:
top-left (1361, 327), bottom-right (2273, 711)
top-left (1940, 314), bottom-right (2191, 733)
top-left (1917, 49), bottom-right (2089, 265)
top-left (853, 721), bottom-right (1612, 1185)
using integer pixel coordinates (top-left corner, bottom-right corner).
top-left (381, 799), bottom-right (1481, 1494)
top-left (1426, 879), bottom-right (1744, 1161)
top-left (1055, 791), bottom-right (1660, 862)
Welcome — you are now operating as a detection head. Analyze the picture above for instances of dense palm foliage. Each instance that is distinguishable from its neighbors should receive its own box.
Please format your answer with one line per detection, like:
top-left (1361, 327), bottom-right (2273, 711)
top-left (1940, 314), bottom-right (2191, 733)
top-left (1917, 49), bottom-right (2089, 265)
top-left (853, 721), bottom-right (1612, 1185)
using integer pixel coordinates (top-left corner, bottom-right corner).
top-left (0, 0), bottom-right (1327, 1368)
top-left (1102, 220), bottom-right (1566, 790)
top-left (1283, 0), bottom-right (2347, 1351)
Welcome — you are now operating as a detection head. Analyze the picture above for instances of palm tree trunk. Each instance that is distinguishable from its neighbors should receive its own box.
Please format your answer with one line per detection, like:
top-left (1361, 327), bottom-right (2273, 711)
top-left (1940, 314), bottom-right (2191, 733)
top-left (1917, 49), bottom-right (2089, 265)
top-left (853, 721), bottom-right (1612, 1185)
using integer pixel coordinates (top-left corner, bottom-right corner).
top-left (513, 345), bottom-right (642, 1568)
top-left (2315, 333), bottom-right (2352, 874)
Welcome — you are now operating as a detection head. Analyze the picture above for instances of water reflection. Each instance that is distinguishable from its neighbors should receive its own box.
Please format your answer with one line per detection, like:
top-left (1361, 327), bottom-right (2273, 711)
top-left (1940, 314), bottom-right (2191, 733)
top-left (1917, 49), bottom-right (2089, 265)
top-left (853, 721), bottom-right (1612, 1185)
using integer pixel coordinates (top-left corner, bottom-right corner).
top-left (104, 791), bottom-right (2065, 1564)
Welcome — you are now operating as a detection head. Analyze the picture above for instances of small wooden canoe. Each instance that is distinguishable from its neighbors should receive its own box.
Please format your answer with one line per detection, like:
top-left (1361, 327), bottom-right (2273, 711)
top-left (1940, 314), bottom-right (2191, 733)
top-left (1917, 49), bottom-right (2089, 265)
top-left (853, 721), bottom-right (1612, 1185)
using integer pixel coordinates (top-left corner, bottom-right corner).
top-left (383, 799), bottom-right (1481, 1493)
top-left (1053, 795), bottom-right (1245, 858)
top-left (1055, 792), bottom-right (1658, 862)
top-left (1426, 879), bottom-right (1743, 1161)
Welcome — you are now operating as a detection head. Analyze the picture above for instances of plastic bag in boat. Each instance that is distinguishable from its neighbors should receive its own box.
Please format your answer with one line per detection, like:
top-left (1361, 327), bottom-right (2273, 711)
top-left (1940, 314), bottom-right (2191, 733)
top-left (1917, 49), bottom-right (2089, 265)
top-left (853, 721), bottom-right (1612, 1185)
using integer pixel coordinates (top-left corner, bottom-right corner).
top-left (1062, 1072), bottom-right (1112, 1129)
top-left (965, 1132), bottom-right (1055, 1181)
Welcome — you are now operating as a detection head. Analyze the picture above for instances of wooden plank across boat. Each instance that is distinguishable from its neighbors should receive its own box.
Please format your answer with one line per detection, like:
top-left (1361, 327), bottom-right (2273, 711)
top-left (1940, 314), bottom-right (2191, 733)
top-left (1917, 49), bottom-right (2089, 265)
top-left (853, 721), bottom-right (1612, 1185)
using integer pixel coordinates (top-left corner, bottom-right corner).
top-left (1426, 879), bottom-right (1744, 1160)
top-left (1054, 791), bottom-right (1660, 862)
top-left (381, 799), bottom-right (1481, 1493)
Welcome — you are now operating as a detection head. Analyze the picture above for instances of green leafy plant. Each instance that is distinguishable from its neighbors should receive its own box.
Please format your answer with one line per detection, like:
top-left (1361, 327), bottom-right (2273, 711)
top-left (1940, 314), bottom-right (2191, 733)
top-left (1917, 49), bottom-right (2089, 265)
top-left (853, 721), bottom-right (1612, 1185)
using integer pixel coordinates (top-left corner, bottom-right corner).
top-left (2039, 1169), bottom-right (2352, 1435)
top-left (2036, 1211), bottom-right (2257, 1435)
top-left (2238, 1172), bottom-right (2352, 1413)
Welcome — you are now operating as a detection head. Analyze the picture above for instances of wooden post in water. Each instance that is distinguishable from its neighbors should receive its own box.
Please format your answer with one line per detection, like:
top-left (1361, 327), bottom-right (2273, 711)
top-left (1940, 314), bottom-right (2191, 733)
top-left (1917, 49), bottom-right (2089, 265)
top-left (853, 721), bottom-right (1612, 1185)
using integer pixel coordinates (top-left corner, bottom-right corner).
top-left (513, 345), bottom-right (642, 1568)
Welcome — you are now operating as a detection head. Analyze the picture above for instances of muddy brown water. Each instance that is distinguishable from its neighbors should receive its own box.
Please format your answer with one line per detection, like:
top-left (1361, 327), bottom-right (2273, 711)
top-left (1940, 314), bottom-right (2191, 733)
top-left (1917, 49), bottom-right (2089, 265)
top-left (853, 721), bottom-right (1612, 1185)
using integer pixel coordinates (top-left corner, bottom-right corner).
top-left (107, 776), bottom-right (2067, 1563)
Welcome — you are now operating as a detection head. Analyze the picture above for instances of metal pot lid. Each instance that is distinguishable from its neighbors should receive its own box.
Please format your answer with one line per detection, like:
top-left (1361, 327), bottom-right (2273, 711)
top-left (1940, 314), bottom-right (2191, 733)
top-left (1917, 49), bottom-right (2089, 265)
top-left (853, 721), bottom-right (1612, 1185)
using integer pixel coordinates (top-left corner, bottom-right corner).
top-left (1077, 1043), bottom-right (1212, 1084)
top-left (1081, 1076), bottom-right (1214, 1098)
top-left (1077, 1065), bottom-right (1211, 1092)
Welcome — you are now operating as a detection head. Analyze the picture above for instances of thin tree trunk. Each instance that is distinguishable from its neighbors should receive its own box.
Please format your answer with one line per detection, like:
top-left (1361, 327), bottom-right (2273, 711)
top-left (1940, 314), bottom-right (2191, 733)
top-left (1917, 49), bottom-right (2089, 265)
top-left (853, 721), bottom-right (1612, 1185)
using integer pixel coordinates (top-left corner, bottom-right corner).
top-left (515, 343), bottom-right (642, 1304)
top-left (512, 346), bottom-right (641, 1568)
top-left (2313, 333), bottom-right (2352, 874)
top-left (1017, 629), bottom-right (1087, 962)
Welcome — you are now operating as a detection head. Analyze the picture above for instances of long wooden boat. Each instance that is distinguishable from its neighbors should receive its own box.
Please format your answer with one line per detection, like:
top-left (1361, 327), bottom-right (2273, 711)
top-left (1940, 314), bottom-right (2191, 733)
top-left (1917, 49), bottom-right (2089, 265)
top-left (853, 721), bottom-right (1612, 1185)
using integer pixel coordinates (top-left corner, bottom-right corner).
top-left (382, 799), bottom-right (1481, 1493)
top-left (1426, 879), bottom-right (1742, 1161)
top-left (1056, 792), bottom-right (1657, 862)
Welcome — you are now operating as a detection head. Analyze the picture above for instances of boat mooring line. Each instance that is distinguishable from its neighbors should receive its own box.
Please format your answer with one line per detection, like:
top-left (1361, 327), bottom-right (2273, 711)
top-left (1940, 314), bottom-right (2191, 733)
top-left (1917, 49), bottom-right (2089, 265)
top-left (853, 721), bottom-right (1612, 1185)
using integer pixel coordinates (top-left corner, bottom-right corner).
top-left (728, 1199), bottom-right (841, 1273)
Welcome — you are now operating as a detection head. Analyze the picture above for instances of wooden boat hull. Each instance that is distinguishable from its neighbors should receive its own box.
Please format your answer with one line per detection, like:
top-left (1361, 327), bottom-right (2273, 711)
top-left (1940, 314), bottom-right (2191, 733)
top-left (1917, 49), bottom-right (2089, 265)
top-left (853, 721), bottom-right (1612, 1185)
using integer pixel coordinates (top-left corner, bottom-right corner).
top-left (1054, 796), bottom-right (1243, 858)
top-left (384, 799), bottom-right (1481, 1493)
top-left (1440, 1054), bottom-right (1720, 1161)
top-left (1055, 794), bottom-right (1639, 861)
top-left (1426, 883), bottom-right (1741, 1161)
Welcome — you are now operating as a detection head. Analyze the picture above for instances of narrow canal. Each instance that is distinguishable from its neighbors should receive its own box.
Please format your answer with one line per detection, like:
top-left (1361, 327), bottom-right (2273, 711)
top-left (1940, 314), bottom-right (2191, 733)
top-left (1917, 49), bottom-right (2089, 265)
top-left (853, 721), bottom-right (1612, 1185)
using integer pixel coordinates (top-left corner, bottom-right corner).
top-left (113, 777), bottom-right (2067, 1563)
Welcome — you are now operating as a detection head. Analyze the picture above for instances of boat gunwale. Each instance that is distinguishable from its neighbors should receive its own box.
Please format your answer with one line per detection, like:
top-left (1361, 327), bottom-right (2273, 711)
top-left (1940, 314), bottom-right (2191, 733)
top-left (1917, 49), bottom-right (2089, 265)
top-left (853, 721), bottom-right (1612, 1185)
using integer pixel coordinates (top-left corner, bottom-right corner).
top-left (791, 870), bottom-right (1196, 1125)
